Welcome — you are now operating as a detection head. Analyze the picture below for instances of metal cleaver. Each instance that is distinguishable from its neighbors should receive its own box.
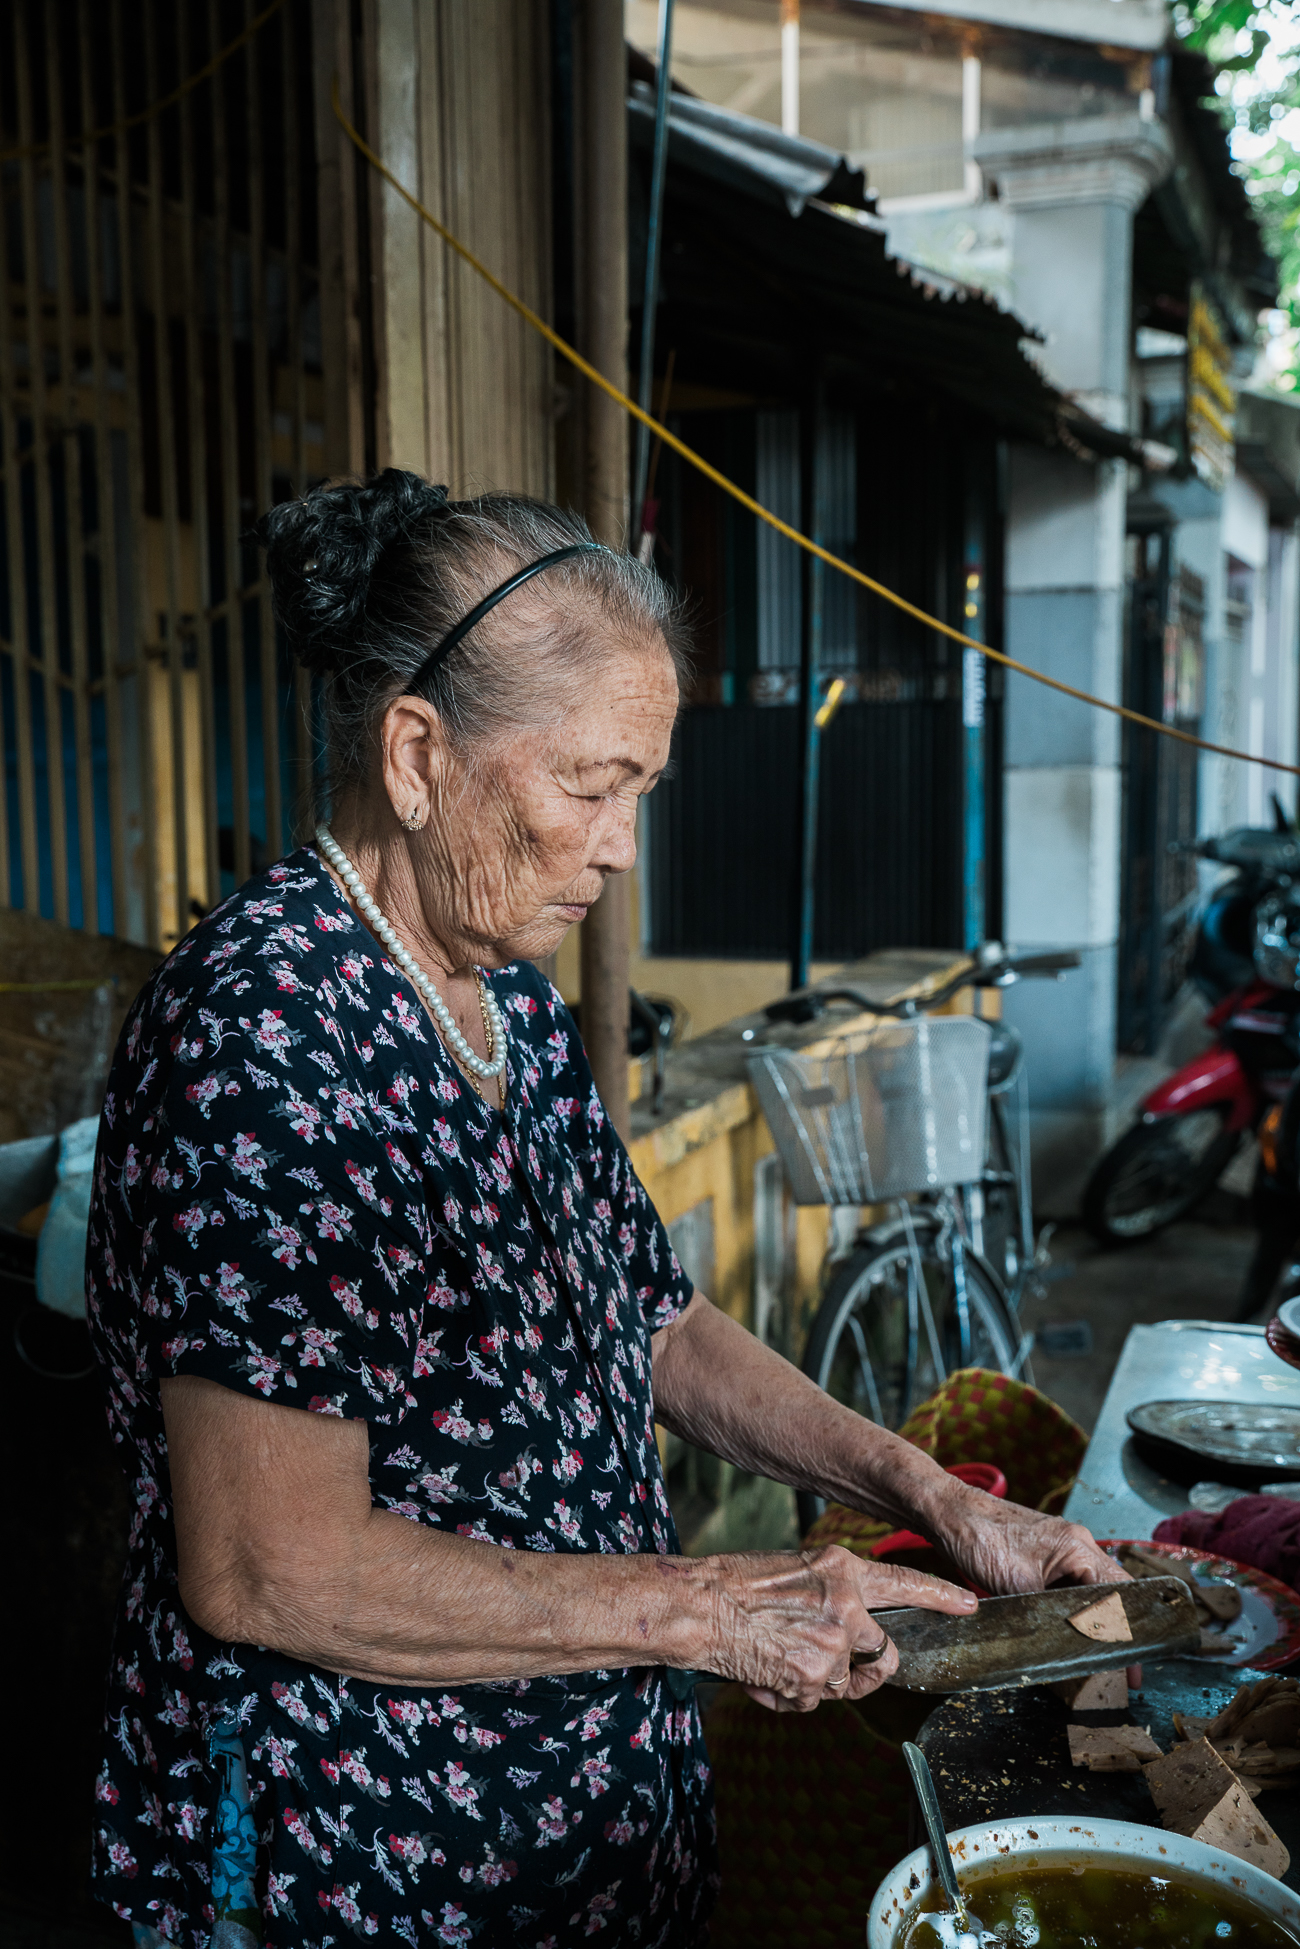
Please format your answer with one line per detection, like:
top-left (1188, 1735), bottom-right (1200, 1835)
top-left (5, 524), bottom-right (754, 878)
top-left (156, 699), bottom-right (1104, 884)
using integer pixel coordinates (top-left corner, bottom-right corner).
top-left (878, 1577), bottom-right (1201, 1693)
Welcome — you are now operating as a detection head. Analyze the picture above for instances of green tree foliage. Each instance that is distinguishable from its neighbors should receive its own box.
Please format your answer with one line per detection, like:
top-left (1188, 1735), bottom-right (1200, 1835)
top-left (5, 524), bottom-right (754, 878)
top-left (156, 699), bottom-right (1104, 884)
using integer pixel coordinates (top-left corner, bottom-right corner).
top-left (1178, 0), bottom-right (1275, 67)
top-left (1174, 1), bottom-right (1300, 386)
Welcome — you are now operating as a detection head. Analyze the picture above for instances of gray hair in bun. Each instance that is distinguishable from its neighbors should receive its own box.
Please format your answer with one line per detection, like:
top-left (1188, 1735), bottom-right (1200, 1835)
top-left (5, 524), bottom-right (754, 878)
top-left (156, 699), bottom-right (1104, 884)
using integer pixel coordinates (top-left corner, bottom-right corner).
top-left (256, 469), bottom-right (689, 790)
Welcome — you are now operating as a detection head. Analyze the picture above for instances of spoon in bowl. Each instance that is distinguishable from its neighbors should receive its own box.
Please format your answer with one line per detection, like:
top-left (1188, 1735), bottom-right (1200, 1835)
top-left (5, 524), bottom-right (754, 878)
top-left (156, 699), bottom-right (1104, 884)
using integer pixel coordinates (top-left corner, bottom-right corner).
top-left (902, 1741), bottom-right (990, 1948)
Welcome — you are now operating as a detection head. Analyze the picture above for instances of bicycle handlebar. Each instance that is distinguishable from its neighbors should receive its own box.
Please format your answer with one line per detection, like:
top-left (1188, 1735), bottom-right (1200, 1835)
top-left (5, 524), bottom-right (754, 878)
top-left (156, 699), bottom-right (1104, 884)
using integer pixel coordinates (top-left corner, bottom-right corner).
top-left (763, 944), bottom-right (1081, 1026)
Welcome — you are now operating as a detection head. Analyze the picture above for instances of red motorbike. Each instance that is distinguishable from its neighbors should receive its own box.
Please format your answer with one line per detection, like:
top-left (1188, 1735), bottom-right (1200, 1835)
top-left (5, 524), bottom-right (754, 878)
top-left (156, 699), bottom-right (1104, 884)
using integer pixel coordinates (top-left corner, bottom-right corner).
top-left (1084, 828), bottom-right (1300, 1248)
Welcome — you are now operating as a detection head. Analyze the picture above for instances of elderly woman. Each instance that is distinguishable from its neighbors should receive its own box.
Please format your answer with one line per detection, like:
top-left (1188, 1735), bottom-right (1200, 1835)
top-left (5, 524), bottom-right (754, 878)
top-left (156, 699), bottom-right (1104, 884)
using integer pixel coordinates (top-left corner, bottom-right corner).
top-left (88, 471), bottom-right (1117, 1948)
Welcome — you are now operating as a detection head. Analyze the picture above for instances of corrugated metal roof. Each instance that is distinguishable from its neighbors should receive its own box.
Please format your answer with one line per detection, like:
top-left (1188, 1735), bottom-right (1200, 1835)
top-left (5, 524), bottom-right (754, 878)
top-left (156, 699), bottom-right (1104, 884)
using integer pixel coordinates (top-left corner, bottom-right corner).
top-left (628, 79), bottom-right (873, 218)
top-left (628, 74), bottom-right (1142, 461)
top-left (866, 0), bottom-right (1168, 51)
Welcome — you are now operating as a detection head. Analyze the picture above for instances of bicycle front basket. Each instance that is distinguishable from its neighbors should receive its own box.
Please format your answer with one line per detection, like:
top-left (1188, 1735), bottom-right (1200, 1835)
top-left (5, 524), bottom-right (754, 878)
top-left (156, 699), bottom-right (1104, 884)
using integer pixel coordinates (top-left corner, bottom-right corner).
top-left (748, 1015), bottom-right (992, 1206)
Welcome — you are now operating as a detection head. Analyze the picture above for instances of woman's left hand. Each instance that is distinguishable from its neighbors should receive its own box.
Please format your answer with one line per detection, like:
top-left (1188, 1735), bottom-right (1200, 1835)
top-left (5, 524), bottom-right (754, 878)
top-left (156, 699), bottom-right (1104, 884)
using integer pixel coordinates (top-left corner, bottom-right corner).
top-left (927, 1487), bottom-right (1123, 1596)
top-left (926, 1488), bottom-right (1141, 1688)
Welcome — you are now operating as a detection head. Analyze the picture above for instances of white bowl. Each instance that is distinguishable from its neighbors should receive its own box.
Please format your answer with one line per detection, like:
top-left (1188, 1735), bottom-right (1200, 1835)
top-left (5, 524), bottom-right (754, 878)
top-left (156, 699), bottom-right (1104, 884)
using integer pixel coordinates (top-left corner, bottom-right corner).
top-left (867, 1815), bottom-right (1300, 1948)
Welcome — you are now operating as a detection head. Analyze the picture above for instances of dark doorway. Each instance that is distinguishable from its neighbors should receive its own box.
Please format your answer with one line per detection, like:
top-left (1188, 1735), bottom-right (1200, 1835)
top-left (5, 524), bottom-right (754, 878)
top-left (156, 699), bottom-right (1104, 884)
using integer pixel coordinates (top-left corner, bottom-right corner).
top-left (1117, 501), bottom-right (1202, 1054)
top-left (647, 399), bottom-right (1002, 963)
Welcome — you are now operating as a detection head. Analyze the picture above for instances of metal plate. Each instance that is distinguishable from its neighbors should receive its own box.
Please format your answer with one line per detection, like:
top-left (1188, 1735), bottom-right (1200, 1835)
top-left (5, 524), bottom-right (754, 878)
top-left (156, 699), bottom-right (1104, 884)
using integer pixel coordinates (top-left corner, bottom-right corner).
top-left (1064, 1322), bottom-right (1300, 1541)
top-left (1102, 1539), bottom-right (1300, 1671)
top-left (1127, 1397), bottom-right (1300, 1478)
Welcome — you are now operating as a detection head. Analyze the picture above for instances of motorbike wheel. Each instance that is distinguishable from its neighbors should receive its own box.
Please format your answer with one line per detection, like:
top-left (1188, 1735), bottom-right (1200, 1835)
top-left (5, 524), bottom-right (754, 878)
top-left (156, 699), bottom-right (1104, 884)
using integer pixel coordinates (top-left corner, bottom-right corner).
top-left (1082, 1110), bottom-right (1242, 1247)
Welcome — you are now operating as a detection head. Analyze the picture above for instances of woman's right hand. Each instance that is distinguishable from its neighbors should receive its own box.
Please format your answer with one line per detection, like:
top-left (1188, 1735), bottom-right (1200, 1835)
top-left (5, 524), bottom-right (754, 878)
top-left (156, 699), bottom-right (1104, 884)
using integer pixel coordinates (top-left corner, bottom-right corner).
top-left (698, 1545), bottom-right (978, 1712)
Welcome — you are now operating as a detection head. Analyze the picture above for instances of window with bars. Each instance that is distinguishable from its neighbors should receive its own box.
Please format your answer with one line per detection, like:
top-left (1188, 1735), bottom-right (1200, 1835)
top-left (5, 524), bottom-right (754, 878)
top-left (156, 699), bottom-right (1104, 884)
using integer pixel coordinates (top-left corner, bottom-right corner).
top-left (0, 0), bottom-right (324, 953)
top-left (752, 405), bottom-right (856, 698)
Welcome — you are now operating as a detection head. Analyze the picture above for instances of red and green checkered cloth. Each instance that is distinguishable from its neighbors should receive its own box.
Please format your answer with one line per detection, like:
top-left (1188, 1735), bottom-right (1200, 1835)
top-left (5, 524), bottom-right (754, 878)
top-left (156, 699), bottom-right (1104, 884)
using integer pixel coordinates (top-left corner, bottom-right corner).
top-left (802, 1367), bottom-right (1088, 1558)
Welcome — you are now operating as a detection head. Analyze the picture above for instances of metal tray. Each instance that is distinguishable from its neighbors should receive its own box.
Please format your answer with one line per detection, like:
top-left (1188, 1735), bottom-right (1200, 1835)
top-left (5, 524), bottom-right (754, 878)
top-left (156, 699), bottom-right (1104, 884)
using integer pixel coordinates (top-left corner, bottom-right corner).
top-left (1126, 1397), bottom-right (1300, 1484)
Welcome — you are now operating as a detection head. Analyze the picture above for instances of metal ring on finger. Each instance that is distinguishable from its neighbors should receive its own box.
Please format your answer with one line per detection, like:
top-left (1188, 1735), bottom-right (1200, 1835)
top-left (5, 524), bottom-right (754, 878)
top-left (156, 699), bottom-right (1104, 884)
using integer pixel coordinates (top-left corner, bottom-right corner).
top-left (824, 1673), bottom-right (850, 1690)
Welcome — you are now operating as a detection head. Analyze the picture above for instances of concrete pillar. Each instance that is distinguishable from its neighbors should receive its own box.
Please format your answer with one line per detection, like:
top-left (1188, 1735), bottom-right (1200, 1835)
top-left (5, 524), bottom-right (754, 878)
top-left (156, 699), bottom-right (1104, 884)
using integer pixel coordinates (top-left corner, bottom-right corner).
top-left (1221, 471), bottom-right (1272, 831)
top-left (1265, 523), bottom-right (1300, 824)
top-left (973, 116), bottom-right (1172, 1205)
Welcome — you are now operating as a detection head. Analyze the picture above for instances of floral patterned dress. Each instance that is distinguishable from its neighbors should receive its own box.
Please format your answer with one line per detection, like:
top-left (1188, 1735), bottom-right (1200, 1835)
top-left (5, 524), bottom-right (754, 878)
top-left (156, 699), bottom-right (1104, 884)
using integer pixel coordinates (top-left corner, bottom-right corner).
top-left (86, 847), bottom-right (718, 1948)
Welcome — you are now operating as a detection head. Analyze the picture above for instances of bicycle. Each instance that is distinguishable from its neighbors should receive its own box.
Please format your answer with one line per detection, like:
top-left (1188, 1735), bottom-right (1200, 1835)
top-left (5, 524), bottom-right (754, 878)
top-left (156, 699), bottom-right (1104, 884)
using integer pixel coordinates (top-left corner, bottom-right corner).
top-left (751, 941), bottom-right (1080, 1534)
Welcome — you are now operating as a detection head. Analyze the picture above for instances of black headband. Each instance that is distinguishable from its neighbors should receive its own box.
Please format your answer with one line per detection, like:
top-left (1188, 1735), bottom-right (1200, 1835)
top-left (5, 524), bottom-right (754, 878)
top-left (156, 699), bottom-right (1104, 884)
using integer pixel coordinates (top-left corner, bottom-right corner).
top-left (408, 542), bottom-right (605, 693)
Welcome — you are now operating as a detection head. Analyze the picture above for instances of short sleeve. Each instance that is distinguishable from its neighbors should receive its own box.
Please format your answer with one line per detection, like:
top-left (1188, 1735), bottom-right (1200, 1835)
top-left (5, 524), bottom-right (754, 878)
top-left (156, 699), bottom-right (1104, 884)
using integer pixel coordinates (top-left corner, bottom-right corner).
top-left (88, 979), bottom-right (434, 1428)
top-left (523, 972), bottom-right (694, 1334)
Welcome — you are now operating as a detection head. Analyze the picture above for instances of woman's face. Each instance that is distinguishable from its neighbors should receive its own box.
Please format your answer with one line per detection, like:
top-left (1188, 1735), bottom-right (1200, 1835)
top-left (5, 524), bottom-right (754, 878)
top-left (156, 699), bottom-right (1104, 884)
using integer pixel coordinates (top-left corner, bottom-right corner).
top-left (385, 639), bottom-right (680, 968)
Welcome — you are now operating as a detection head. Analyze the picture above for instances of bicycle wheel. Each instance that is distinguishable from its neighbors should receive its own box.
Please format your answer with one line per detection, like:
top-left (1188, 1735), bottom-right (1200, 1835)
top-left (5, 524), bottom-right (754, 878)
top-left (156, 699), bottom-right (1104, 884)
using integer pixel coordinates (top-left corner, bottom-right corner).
top-left (977, 1091), bottom-right (1026, 1290)
top-left (796, 1215), bottom-right (1018, 1536)
top-left (1081, 1109), bottom-right (1241, 1247)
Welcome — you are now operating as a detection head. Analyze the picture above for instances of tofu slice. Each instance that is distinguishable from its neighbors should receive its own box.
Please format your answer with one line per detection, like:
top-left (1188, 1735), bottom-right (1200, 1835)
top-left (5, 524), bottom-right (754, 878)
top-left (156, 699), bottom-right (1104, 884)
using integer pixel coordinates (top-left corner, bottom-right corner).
top-left (1066, 1591), bottom-right (1133, 1643)
top-left (1067, 1723), bottom-right (1163, 1773)
top-left (1053, 1669), bottom-right (1130, 1711)
top-left (1143, 1738), bottom-right (1290, 1880)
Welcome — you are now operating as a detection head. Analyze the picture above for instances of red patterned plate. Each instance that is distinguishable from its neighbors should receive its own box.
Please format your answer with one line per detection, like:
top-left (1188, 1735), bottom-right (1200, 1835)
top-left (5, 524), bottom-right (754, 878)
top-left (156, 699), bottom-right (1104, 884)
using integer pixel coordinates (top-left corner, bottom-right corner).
top-left (1102, 1537), bottom-right (1300, 1672)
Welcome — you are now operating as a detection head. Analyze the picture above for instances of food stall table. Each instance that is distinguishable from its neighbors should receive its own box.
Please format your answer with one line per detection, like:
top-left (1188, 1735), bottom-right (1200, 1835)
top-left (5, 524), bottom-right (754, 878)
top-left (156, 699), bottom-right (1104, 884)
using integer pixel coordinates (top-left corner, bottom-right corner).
top-left (916, 1317), bottom-right (1300, 1891)
top-left (1063, 1319), bottom-right (1300, 1540)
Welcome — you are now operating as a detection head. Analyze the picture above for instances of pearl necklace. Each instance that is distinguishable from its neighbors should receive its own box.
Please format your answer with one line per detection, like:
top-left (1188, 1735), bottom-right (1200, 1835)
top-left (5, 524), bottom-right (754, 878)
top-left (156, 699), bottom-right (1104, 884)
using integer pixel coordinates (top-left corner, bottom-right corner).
top-left (315, 824), bottom-right (508, 1082)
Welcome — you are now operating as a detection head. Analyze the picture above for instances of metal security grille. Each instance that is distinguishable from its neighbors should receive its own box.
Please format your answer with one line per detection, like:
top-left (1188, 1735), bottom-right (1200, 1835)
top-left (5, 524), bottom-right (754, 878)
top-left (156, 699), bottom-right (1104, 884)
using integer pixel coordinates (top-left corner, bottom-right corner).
top-left (649, 397), bottom-right (1002, 962)
top-left (647, 697), bottom-right (966, 959)
top-left (1117, 522), bottom-right (1202, 1055)
top-left (0, 0), bottom-right (322, 952)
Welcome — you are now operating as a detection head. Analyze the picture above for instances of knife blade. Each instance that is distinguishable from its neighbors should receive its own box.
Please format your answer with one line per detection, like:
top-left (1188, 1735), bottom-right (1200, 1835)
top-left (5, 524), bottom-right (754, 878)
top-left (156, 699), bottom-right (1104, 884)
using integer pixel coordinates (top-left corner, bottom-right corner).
top-left (879, 1577), bottom-right (1201, 1693)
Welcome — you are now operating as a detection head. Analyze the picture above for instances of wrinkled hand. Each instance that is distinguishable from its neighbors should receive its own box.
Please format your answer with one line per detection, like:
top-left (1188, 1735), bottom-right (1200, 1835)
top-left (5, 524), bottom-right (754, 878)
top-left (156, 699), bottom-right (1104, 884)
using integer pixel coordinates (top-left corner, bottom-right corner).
top-left (930, 1492), bottom-right (1141, 1687)
top-left (930, 1489), bottom-right (1124, 1597)
top-left (700, 1545), bottom-right (977, 1713)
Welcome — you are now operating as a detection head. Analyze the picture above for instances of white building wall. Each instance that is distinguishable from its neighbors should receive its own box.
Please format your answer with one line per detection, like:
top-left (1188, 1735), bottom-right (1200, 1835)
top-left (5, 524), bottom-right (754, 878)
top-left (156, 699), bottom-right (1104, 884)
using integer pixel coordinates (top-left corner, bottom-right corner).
top-left (1268, 528), bottom-right (1300, 826)
top-left (1165, 498), bottom-right (1231, 843)
top-left (1223, 472), bottom-right (1269, 571)
top-left (1188, 472), bottom-right (1292, 840)
top-left (848, 17), bottom-right (1300, 1206)
top-left (974, 114), bottom-right (1172, 1205)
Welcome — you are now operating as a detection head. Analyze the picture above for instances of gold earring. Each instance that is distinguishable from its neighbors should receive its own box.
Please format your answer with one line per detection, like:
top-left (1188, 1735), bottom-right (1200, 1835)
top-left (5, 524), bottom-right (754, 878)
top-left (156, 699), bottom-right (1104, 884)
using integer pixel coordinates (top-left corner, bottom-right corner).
top-left (401, 808), bottom-right (424, 832)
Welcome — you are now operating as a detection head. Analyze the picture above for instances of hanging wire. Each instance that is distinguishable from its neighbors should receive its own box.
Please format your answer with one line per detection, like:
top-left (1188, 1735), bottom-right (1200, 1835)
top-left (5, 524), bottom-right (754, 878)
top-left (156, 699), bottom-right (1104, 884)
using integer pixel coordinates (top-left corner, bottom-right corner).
top-left (334, 82), bottom-right (1300, 782)
top-left (13, 29), bottom-right (1279, 783)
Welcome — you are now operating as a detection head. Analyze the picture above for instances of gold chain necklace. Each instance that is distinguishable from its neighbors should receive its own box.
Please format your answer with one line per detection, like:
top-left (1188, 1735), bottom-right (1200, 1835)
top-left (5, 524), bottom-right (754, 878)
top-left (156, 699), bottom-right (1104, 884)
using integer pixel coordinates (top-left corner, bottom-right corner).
top-left (466, 971), bottom-right (506, 1107)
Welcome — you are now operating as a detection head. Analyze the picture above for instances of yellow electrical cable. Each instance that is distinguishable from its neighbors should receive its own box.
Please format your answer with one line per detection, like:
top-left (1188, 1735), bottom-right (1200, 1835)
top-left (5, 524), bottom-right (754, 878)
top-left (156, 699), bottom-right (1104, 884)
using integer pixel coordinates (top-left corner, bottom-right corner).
top-left (0, 0), bottom-right (287, 166)
top-left (334, 82), bottom-right (1298, 781)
